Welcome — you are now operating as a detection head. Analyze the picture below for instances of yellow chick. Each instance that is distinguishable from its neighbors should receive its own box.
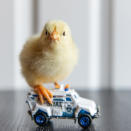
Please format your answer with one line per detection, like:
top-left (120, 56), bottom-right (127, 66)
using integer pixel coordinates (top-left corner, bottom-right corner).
top-left (20, 20), bottom-right (78, 104)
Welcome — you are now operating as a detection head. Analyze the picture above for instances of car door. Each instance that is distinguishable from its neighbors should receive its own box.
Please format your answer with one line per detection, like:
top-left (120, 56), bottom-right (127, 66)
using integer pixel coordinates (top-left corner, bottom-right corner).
top-left (52, 99), bottom-right (63, 117)
top-left (63, 97), bottom-right (74, 117)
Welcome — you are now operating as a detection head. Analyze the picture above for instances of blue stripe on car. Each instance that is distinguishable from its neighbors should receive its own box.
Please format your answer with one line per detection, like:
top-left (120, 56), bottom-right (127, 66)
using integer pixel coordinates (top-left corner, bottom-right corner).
top-left (66, 97), bottom-right (72, 101)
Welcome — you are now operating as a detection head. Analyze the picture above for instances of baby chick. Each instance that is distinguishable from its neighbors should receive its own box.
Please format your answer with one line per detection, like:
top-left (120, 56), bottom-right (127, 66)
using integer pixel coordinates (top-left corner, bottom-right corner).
top-left (20, 20), bottom-right (78, 104)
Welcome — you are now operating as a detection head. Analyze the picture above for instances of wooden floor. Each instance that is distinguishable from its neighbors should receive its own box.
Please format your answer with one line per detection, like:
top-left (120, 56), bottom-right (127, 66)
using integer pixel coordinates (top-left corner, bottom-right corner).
top-left (0, 89), bottom-right (131, 131)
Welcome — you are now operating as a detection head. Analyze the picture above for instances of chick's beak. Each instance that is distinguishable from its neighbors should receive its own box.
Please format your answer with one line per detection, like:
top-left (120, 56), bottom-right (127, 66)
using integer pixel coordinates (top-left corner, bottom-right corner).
top-left (50, 27), bottom-right (59, 41)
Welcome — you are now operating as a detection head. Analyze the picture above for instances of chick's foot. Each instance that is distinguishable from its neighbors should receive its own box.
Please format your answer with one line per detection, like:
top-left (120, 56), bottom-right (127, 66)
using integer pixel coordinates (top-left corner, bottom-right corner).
top-left (34, 85), bottom-right (53, 104)
top-left (64, 84), bottom-right (70, 89)
top-left (54, 82), bottom-right (60, 89)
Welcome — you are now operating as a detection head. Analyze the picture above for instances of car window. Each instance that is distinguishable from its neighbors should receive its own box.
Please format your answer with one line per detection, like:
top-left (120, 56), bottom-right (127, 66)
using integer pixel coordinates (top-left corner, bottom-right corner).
top-left (66, 97), bottom-right (72, 101)
top-left (66, 94), bottom-right (71, 97)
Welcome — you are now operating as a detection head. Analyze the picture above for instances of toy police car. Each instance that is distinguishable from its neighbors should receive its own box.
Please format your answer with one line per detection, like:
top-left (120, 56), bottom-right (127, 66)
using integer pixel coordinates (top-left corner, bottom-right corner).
top-left (26, 86), bottom-right (100, 128)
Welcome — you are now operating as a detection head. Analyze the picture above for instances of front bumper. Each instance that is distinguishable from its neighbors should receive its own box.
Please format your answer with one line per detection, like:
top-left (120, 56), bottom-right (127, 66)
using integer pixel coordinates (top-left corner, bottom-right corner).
top-left (92, 106), bottom-right (100, 118)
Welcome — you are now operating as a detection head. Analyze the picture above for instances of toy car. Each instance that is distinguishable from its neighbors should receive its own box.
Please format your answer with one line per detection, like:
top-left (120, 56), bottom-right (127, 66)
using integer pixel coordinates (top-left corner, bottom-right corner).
top-left (26, 85), bottom-right (100, 128)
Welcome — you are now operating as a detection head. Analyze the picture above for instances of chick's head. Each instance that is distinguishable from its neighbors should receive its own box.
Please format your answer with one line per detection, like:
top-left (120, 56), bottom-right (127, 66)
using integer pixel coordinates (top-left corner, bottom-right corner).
top-left (40, 20), bottom-right (72, 50)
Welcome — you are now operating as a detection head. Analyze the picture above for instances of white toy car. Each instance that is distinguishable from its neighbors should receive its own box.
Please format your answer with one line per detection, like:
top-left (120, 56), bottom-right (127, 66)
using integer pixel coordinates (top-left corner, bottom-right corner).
top-left (26, 86), bottom-right (100, 128)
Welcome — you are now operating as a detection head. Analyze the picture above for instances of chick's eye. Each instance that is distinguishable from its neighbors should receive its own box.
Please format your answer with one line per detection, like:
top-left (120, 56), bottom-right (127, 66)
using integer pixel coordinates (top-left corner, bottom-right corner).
top-left (63, 32), bottom-right (65, 36)
top-left (45, 30), bottom-right (48, 35)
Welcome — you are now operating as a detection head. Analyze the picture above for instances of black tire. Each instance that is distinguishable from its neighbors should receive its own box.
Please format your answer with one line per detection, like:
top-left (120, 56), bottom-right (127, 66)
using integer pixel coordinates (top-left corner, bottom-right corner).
top-left (34, 112), bottom-right (48, 126)
top-left (78, 114), bottom-right (92, 128)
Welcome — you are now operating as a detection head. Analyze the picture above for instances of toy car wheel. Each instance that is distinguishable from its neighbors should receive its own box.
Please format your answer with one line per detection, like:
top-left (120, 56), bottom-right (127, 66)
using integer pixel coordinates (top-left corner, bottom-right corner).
top-left (78, 114), bottom-right (92, 128)
top-left (34, 112), bottom-right (48, 126)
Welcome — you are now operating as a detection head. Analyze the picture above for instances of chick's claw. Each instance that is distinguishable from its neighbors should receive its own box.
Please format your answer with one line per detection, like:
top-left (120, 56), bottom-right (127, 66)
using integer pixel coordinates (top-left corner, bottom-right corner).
top-left (54, 82), bottom-right (60, 89)
top-left (37, 89), bottom-right (44, 104)
top-left (34, 85), bottom-right (53, 105)
top-left (45, 88), bottom-right (53, 98)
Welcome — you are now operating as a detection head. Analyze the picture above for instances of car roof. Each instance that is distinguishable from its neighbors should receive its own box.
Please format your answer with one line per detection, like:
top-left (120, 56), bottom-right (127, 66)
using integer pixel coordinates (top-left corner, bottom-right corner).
top-left (50, 88), bottom-right (75, 97)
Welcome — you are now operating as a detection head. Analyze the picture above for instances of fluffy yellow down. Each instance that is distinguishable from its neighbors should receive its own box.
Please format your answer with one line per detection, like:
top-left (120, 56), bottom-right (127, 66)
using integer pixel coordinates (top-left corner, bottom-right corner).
top-left (20, 20), bottom-right (78, 87)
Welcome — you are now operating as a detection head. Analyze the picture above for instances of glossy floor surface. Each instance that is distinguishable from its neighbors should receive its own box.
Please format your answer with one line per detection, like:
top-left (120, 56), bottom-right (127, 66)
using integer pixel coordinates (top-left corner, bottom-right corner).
top-left (0, 90), bottom-right (131, 131)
